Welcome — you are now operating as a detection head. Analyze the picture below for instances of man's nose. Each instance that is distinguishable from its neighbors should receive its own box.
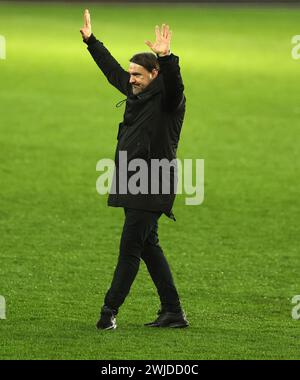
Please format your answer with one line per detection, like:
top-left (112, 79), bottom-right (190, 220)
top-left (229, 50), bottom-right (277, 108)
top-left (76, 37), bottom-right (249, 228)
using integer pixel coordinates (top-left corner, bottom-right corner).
top-left (129, 76), bottom-right (136, 84)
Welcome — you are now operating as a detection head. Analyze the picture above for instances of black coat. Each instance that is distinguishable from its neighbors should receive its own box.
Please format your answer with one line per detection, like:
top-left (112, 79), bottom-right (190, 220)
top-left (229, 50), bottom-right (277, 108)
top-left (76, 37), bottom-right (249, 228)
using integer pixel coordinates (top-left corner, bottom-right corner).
top-left (85, 35), bottom-right (186, 220)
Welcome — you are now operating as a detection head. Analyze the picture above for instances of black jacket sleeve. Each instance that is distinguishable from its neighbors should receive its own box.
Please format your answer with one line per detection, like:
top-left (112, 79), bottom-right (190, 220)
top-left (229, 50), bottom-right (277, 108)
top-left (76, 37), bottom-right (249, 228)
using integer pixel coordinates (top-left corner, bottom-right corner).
top-left (157, 53), bottom-right (185, 111)
top-left (84, 34), bottom-right (130, 95)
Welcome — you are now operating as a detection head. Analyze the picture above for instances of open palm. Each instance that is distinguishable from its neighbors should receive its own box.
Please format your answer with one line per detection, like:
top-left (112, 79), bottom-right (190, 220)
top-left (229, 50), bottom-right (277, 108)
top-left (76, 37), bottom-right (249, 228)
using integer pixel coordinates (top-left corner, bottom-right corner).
top-left (145, 24), bottom-right (172, 56)
top-left (80, 9), bottom-right (92, 41)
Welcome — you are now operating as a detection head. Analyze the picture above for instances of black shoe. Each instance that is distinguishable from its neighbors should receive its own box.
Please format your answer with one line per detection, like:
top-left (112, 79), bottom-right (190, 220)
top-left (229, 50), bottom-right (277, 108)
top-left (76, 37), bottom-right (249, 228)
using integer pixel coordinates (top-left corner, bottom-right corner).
top-left (144, 309), bottom-right (189, 328)
top-left (96, 306), bottom-right (117, 330)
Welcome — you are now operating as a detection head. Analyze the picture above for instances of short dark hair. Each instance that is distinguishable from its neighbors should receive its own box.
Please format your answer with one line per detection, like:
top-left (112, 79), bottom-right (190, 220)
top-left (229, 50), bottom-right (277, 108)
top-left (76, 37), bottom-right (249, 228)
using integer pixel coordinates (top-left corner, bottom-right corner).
top-left (129, 52), bottom-right (160, 73)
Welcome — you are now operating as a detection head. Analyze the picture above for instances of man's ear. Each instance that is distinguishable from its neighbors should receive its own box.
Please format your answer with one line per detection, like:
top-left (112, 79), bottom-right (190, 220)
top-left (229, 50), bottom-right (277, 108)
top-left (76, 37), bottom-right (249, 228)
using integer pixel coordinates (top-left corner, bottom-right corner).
top-left (150, 69), bottom-right (158, 80)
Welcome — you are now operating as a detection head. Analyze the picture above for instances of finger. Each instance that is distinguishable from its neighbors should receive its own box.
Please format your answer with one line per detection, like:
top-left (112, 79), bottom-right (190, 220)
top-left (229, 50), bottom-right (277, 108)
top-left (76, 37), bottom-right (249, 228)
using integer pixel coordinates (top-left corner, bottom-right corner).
top-left (145, 40), bottom-right (153, 49)
top-left (167, 30), bottom-right (172, 42)
top-left (84, 9), bottom-right (90, 27)
top-left (162, 23), bottom-right (166, 38)
top-left (165, 24), bottom-right (170, 39)
top-left (86, 10), bottom-right (91, 26)
top-left (155, 25), bottom-right (160, 41)
top-left (84, 10), bottom-right (87, 27)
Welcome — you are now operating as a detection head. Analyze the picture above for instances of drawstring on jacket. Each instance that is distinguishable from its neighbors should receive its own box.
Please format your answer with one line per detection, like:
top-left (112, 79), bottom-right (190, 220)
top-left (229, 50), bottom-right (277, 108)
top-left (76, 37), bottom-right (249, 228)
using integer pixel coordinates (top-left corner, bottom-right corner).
top-left (115, 98), bottom-right (127, 108)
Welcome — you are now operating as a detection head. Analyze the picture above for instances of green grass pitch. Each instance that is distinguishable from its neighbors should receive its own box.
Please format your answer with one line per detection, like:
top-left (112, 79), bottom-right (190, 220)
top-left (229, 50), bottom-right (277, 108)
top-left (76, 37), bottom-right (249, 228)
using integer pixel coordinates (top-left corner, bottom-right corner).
top-left (0, 2), bottom-right (300, 359)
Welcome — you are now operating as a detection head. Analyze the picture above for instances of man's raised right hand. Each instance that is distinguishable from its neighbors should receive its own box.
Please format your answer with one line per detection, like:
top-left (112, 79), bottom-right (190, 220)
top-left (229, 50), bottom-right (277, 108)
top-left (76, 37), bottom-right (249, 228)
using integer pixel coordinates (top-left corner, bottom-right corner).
top-left (80, 9), bottom-right (92, 41)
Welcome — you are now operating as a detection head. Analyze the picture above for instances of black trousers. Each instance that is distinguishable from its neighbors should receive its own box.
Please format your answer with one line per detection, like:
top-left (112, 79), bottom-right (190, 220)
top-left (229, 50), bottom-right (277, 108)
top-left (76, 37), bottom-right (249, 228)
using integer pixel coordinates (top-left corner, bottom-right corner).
top-left (104, 208), bottom-right (181, 314)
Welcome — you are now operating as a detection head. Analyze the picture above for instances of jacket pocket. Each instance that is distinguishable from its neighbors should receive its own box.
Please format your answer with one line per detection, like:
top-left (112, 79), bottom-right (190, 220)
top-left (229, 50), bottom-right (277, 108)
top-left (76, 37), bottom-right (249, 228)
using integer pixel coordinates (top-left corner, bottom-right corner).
top-left (118, 128), bottom-right (150, 161)
top-left (141, 131), bottom-right (151, 161)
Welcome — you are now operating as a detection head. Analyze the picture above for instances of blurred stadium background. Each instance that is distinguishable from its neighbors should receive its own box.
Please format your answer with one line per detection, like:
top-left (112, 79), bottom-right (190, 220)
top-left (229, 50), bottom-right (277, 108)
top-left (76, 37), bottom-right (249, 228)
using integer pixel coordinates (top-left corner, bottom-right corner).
top-left (0, 0), bottom-right (300, 359)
